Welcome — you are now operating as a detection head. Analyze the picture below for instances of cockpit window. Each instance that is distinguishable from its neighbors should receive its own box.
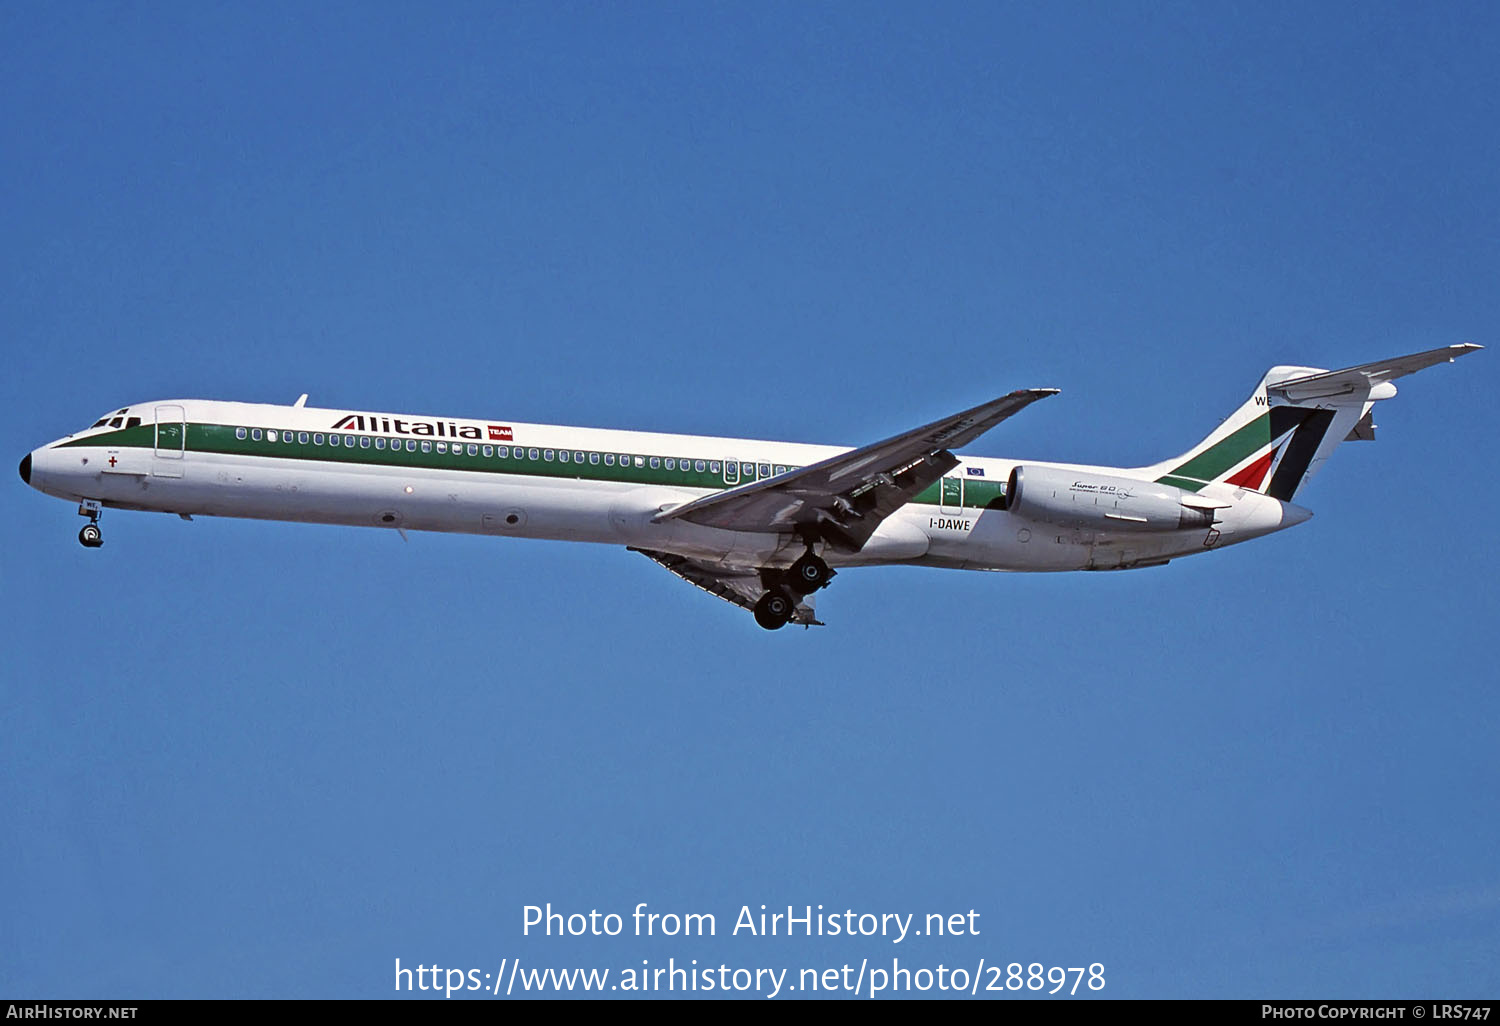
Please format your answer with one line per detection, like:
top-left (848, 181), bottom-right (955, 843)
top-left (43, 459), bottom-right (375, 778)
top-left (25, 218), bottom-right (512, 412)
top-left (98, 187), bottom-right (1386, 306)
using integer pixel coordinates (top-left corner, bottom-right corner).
top-left (89, 408), bottom-right (132, 430)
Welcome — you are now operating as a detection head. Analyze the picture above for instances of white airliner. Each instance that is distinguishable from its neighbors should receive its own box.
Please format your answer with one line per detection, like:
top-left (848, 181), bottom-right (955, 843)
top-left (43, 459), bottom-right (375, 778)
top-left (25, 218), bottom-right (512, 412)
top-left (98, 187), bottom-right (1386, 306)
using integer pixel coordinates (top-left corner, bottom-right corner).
top-left (19, 344), bottom-right (1479, 629)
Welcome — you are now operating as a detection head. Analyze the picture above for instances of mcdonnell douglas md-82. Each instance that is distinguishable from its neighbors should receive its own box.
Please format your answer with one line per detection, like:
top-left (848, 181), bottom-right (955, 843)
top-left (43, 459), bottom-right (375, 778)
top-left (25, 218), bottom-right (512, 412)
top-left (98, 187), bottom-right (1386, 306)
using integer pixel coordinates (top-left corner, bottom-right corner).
top-left (19, 344), bottom-right (1480, 629)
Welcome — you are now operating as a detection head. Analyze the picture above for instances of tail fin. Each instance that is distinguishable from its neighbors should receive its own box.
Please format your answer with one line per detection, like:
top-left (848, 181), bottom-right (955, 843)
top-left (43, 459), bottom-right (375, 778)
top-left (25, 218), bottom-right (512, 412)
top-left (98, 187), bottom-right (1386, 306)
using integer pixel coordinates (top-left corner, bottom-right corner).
top-left (1141, 344), bottom-right (1481, 501)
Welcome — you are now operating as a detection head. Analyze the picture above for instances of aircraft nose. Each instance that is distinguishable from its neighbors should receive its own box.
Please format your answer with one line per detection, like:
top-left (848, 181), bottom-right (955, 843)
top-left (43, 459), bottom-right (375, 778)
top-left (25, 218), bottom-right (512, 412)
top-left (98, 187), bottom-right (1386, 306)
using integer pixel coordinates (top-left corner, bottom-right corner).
top-left (19, 453), bottom-right (31, 485)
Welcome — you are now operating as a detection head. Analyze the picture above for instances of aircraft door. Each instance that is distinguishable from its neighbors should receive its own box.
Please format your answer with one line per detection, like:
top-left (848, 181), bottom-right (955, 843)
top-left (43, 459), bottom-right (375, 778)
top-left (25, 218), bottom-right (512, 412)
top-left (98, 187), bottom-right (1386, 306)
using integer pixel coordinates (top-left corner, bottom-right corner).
top-left (723, 458), bottom-right (739, 486)
top-left (153, 404), bottom-right (185, 478)
top-left (940, 476), bottom-right (962, 515)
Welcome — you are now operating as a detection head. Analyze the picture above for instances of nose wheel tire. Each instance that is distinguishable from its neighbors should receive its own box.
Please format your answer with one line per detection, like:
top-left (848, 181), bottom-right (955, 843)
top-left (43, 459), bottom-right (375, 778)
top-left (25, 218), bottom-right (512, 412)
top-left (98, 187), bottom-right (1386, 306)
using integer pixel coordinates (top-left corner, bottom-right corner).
top-left (79, 524), bottom-right (103, 548)
top-left (788, 553), bottom-right (832, 594)
top-left (754, 589), bottom-right (795, 630)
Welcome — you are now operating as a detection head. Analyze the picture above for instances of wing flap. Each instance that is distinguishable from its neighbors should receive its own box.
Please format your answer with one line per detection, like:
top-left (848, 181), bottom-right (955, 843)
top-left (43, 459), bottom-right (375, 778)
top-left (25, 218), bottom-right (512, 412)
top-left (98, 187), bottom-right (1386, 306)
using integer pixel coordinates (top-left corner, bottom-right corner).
top-left (632, 548), bottom-right (822, 626)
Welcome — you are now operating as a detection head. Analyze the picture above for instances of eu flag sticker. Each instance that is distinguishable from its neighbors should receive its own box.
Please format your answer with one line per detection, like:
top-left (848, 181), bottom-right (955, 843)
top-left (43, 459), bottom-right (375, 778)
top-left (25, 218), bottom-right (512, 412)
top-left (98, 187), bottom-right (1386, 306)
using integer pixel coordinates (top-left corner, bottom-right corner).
top-left (966, 466), bottom-right (985, 476)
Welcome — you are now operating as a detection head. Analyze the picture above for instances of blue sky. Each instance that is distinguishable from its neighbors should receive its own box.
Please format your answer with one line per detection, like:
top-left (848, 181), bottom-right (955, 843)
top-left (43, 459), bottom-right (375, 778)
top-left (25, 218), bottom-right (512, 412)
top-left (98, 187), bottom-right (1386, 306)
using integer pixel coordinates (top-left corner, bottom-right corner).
top-left (3, 1), bottom-right (1496, 999)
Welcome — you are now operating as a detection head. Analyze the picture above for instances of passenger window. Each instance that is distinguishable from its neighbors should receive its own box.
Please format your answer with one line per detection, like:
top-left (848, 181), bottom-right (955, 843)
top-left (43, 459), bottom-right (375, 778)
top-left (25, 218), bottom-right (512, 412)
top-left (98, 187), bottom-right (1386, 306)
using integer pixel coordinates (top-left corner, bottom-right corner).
top-left (252, 429), bottom-right (263, 441)
top-left (436, 442), bottom-right (447, 453)
top-left (664, 458), bottom-right (675, 470)
top-left (236, 427), bottom-right (247, 440)
top-left (605, 453), bottom-right (615, 466)
top-left (695, 460), bottom-right (706, 472)
top-left (421, 441), bottom-right (431, 452)
top-left (759, 464), bottom-right (771, 477)
top-left (482, 445), bottom-right (493, 457)
top-left (345, 435), bottom-right (355, 446)
top-left (775, 465), bottom-right (786, 475)
top-left (709, 461), bottom-right (720, 473)
top-left (559, 450), bottom-right (569, 463)
top-left (330, 435), bottom-right (341, 446)
top-left (314, 433), bottom-right (325, 445)
top-left (573, 451), bottom-right (584, 463)
top-left (299, 432), bottom-right (310, 444)
top-left (528, 448), bottom-right (539, 460)
top-left (590, 452), bottom-right (599, 464)
top-left (497, 446), bottom-right (508, 457)
top-left (406, 440), bottom-right (417, 451)
top-left (360, 436), bottom-right (370, 448)
top-left (375, 437), bottom-right (386, 449)
top-left (634, 456), bottom-right (645, 468)
top-left (267, 430), bottom-right (278, 442)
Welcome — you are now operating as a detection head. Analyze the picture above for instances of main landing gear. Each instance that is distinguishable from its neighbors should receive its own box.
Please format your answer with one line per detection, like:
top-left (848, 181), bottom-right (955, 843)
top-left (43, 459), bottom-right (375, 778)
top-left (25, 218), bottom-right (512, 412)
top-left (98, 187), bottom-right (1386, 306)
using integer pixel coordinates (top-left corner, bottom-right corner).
top-left (754, 590), bottom-right (796, 630)
top-left (789, 551), bottom-right (833, 593)
top-left (753, 548), bottom-right (836, 630)
top-left (78, 500), bottom-right (103, 548)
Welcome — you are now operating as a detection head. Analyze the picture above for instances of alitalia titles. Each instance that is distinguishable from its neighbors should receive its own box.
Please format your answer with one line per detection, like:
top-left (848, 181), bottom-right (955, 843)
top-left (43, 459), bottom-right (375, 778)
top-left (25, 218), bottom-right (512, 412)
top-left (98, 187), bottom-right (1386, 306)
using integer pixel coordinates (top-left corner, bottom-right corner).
top-left (330, 414), bottom-right (512, 442)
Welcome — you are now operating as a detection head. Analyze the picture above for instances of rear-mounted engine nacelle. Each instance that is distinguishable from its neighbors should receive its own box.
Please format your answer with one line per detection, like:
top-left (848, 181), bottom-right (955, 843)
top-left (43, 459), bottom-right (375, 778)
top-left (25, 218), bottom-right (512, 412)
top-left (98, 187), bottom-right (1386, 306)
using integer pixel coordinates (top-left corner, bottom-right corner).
top-left (1002, 465), bottom-right (1216, 531)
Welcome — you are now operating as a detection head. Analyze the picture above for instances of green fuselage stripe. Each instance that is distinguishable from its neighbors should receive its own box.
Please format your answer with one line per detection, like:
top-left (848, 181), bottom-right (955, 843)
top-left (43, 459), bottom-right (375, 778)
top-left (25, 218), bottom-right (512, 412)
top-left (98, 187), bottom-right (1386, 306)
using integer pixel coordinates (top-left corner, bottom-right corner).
top-left (63, 423), bottom-right (1011, 511)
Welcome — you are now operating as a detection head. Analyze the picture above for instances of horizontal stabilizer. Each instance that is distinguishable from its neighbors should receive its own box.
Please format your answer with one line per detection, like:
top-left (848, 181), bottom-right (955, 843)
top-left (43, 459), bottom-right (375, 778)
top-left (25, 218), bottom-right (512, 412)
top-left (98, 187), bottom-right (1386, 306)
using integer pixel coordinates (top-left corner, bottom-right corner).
top-left (1269, 343), bottom-right (1482, 405)
top-left (1345, 409), bottom-right (1377, 441)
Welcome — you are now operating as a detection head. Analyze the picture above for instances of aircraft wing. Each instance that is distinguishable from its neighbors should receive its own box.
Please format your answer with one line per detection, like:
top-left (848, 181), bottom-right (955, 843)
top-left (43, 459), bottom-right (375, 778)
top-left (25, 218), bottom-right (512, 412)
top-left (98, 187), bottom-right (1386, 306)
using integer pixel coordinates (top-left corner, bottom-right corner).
top-left (632, 548), bottom-right (823, 626)
top-left (652, 388), bottom-right (1058, 552)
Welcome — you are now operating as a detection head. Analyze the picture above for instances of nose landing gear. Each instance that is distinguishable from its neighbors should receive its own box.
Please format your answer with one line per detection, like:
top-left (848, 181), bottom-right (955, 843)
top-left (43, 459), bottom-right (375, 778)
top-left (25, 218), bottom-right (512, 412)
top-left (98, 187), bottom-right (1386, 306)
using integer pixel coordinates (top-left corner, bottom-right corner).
top-left (77, 500), bottom-right (103, 548)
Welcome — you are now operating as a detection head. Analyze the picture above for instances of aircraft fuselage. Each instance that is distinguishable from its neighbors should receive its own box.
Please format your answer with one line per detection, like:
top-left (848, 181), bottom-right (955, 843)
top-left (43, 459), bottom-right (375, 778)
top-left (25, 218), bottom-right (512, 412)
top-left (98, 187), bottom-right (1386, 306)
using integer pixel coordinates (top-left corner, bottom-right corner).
top-left (20, 397), bottom-right (1304, 577)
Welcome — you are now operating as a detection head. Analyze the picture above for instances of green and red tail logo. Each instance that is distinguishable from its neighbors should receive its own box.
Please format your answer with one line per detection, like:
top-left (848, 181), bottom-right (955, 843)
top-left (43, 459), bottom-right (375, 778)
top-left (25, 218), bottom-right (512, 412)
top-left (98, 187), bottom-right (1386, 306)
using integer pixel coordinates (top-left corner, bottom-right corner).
top-left (1158, 406), bottom-right (1336, 500)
